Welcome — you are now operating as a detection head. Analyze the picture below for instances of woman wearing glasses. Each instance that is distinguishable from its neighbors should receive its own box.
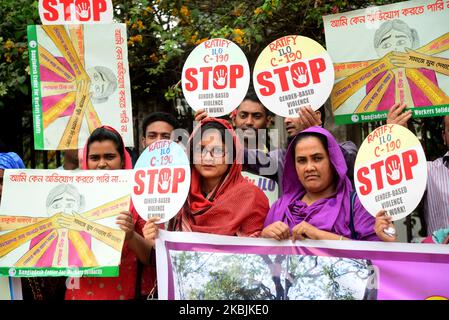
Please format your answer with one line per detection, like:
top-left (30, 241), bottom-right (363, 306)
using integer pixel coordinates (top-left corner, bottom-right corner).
top-left (143, 118), bottom-right (269, 239)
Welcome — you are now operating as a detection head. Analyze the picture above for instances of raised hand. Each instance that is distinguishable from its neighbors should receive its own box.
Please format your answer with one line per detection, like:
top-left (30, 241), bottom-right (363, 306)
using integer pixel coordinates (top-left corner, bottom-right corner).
top-left (76, 1), bottom-right (90, 19)
top-left (194, 108), bottom-right (208, 122)
top-left (292, 65), bottom-right (308, 86)
top-left (386, 103), bottom-right (412, 127)
top-left (386, 160), bottom-right (401, 181)
top-left (158, 172), bottom-right (171, 191)
top-left (297, 106), bottom-right (322, 130)
top-left (213, 69), bottom-right (227, 87)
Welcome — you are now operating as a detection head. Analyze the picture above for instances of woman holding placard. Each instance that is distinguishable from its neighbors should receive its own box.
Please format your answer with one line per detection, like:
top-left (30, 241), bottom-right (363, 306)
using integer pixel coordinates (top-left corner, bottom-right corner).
top-left (261, 126), bottom-right (394, 242)
top-left (144, 118), bottom-right (269, 239)
top-left (65, 126), bottom-right (156, 300)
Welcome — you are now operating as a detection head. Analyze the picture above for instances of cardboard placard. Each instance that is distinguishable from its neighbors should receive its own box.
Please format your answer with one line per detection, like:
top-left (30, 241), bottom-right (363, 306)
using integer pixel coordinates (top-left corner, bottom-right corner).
top-left (132, 140), bottom-right (191, 224)
top-left (27, 24), bottom-right (133, 150)
top-left (182, 38), bottom-right (250, 117)
top-left (323, 0), bottom-right (449, 124)
top-left (253, 35), bottom-right (335, 117)
top-left (354, 124), bottom-right (427, 220)
top-left (39, 0), bottom-right (113, 25)
top-left (0, 169), bottom-right (132, 277)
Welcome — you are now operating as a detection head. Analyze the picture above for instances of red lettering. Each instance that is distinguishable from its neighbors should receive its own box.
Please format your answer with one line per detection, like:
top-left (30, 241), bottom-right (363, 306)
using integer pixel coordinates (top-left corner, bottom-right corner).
top-left (374, 146), bottom-right (380, 157)
top-left (133, 170), bottom-right (145, 195)
top-left (370, 160), bottom-right (385, 191)
top-left (157, 168), bottom-right (171, 193)
top-left (402, 149), bottom-right (418, 180)
top-left (361, 150), bottom-right (419, 193)
top-left (272, 66), bottom-right (290, 92)
top-left (309, 58), bottom-right (326, 84)
top-left (186, 65), bottom-right (244, 91)
top-left (291, 62), bottom-right (310, 88)
top-left (146, 169), bottom-right (158, 194)
top-left (229, 64), bottom-right (243, 88)
top-left (59, 0), bottom-right (74, 21)
top-left (184, 68), bottom-right (198, 91)
top-left (213, 65), bottom-right (227, 89)
top-left (43, 0), bottom-right (59, 21)
top-left (75, 0), bottom-right (91, 21)
top-left (92, 0), bottom-right (107, 21)
top-left (171, 168), bottom-right (185, 193)
top-left (385, 155), bottom-right (402, 186)
top-left (357, 167), bottom-right (372, 195)
top-left (256, 58), bottom-right (327, 96)
top-left (256, 72), bottom-right (275, 96)
top-left (199, 66), bottom-right (212, 90)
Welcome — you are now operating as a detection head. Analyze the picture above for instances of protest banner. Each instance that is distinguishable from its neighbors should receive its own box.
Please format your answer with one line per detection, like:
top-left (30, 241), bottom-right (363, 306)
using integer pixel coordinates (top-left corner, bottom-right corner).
top-left (132, 140), bottom-right (191, 224)
top-left (241, 171), bottom-right (278, 206)
top-left (27, 23), bottom-right (133, 150)
top-left (182, 38), bottom-right (250, 117)
top-left (323, 0), bottom-right (449, 124)
top-left (0, 169), bottom-right (133, 277)
top-left (39, 0), bottom-right (113, 25)
top-left (253, 35), bottom-right (335, 117)
top-left (156, 230), bottom-right (449, 300)
top-left (354, 124), bottom-right (427, 221)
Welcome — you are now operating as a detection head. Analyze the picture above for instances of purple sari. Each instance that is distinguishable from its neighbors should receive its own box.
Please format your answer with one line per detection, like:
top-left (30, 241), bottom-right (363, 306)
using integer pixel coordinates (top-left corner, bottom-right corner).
top-left (264, 126), bottom-right (379, 241)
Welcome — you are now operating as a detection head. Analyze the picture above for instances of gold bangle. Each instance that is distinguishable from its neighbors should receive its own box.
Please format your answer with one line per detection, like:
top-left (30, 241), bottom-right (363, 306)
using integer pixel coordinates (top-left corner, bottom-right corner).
top-left (339, 235), bottom-right (343, 240)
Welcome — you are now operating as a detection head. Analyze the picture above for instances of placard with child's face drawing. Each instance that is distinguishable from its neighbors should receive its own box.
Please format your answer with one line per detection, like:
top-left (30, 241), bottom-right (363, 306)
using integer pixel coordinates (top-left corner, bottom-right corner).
top-left (0, 169), bottom-right (133, 277)
top-left (323, 0), bottom-right (449, 125)
top-left (354, 124), bottom-right (427, 221)
top-left (182, 38), bottom-right (250, 117)
top-left (27, 23), bottom-right (133, 150)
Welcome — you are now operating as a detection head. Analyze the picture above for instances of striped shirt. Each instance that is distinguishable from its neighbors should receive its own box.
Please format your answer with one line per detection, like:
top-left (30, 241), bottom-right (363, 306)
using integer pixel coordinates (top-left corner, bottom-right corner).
top-left (424, 152), bottom-right (449, 234)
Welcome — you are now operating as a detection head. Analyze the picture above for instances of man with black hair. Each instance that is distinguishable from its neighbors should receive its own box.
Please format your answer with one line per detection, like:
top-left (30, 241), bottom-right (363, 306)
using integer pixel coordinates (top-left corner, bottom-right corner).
top-left (141, 112), bottom-right (179, 149)
top-left (232, 90), bottom-right (274, 150)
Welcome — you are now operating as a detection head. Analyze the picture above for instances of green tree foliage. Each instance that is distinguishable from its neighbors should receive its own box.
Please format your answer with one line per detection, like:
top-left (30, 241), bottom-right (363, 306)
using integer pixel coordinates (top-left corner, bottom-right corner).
top-left (0, 0), bottom-right (404, 107)
top-left (118, 0), bottom-right (404, 104)
top-left (0, 0), bottom-right (40, 106)
top-left (170, 251), bottom-right (375, 300)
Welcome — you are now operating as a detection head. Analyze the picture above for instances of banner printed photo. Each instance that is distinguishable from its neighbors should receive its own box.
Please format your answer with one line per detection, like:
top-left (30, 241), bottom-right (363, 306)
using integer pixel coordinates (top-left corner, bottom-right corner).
top-left (27, 24), bottom-right (133, 150)
top-left (0, 169), bottom-right (133, 277)
top-left (323, 0), bottom-right (449, 124)
top-left (156, 230), bottom-right (449, 300)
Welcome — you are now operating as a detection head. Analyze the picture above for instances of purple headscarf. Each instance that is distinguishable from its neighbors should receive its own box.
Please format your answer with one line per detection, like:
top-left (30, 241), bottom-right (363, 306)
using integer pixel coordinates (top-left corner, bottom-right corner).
top-left (264, 126), bottom-right (379, 241)
top-left (0, 152), bottom-right (25, 169)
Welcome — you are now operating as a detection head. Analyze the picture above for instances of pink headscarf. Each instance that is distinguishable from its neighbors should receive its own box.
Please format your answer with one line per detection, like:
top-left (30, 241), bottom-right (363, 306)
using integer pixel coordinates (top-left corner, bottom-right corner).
top-left (82, 125), bottom-right (132, 170)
